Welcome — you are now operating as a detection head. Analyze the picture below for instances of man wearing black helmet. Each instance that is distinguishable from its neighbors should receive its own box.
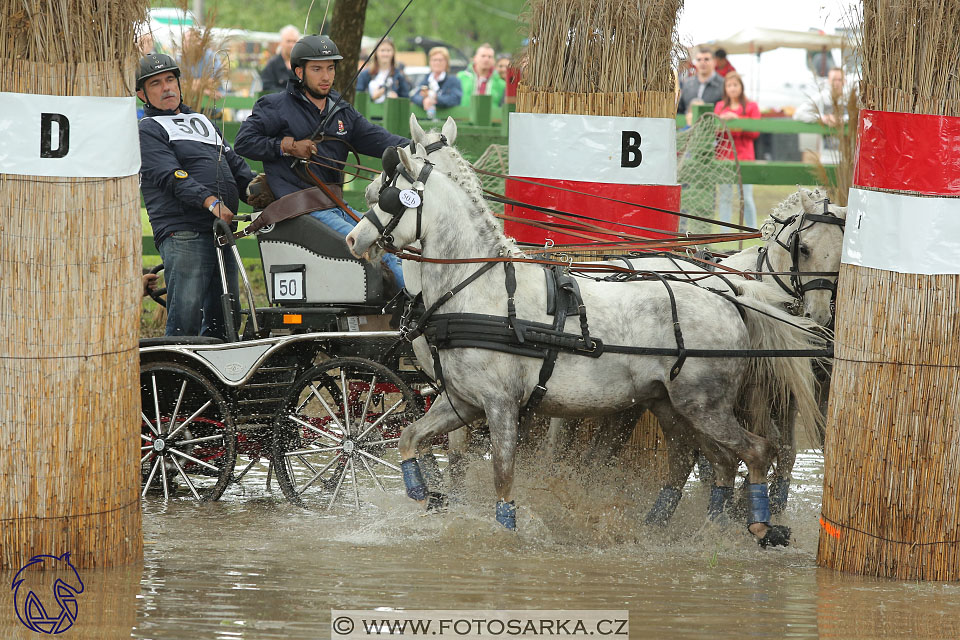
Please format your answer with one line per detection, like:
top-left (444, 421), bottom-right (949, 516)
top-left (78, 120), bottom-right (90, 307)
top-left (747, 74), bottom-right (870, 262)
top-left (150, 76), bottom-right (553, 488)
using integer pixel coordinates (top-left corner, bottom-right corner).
top-left (234, 34), bottom-right (408, 285)
top-left (136, 53), bottom-right (256, 339)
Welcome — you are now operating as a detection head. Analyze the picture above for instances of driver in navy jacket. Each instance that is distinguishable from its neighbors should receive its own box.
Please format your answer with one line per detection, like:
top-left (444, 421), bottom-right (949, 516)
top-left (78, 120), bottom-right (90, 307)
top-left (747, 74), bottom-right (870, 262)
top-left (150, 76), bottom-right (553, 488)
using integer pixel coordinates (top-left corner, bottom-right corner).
top-left (137, 53), bottom-right (256, 339)
top-left (234, 35), bottom-right (408, 285)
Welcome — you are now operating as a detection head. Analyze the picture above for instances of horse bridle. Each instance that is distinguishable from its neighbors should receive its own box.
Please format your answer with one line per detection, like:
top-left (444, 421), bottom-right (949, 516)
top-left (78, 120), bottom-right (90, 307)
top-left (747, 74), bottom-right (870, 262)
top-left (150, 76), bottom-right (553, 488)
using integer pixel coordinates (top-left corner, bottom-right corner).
top-left (756, 198), bottom-right (846, 309)
top-left (363, 146), bottom-right (435, 248)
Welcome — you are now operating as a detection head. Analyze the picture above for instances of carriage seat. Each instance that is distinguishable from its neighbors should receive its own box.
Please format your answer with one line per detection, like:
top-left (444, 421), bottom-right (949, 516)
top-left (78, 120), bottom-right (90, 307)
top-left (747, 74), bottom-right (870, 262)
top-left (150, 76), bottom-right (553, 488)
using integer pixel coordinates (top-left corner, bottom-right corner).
top-left (139, 336), bottom-right (224, 348)
top-left (256, 213), bottom-right (390, 306)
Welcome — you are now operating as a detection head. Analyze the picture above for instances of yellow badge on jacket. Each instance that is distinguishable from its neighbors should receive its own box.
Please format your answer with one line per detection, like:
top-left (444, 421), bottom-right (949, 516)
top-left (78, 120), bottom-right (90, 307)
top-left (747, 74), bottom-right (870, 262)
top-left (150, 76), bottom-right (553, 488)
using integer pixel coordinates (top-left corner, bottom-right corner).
top-left (174, 169), bottom-right (188, 178)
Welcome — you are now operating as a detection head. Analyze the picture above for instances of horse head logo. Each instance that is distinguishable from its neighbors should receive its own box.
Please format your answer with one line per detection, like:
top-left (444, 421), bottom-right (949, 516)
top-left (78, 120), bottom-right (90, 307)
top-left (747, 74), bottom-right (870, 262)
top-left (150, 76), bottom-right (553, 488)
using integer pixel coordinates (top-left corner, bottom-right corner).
top-left (11, 552), bottom-right (84, 635)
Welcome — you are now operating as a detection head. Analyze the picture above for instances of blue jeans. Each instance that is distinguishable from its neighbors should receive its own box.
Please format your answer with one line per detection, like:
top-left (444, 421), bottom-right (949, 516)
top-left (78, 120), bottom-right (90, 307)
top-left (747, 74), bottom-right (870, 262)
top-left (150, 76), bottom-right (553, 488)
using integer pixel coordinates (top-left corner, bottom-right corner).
top-left (717, 183), bottom-right (757, 229)
top-left (309, 207), bottom-right (404, 286)
top-left (157, 230), bottom-right (239, 340)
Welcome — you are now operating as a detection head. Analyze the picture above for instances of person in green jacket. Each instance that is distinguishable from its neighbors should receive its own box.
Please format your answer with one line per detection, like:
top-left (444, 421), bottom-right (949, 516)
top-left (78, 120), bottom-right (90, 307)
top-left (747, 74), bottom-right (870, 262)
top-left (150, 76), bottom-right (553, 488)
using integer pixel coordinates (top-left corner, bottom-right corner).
top-left (457, 43), bottom-right (506, 108)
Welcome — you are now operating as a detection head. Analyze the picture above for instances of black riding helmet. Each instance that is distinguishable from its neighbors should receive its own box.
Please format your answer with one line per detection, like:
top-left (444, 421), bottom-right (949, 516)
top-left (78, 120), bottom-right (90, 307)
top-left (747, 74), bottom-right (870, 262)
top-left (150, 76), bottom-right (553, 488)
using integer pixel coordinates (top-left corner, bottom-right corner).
top-left (290, 34), bottom-right (343, 69)
top-left (136, 53), bottom-right (181, 90)
top-left (136, 53), bottom-right (182, 111)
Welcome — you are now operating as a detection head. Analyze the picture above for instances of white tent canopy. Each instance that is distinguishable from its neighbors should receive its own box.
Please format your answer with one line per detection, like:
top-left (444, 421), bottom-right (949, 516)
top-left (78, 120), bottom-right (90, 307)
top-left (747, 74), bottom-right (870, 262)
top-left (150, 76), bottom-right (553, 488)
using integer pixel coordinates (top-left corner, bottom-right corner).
top-left (701, 27), bottom-right (847, 55)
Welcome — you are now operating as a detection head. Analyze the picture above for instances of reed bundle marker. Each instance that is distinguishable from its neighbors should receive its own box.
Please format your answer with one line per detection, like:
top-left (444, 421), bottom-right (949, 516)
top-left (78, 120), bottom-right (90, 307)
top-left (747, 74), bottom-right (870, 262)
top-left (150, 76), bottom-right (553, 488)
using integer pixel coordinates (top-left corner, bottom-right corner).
top-left (817, 0), bottom-right (960, 581)
top-left (507, 0), bottom-right (684, 479)
top-left (0, 0), bottom-right (147, 569)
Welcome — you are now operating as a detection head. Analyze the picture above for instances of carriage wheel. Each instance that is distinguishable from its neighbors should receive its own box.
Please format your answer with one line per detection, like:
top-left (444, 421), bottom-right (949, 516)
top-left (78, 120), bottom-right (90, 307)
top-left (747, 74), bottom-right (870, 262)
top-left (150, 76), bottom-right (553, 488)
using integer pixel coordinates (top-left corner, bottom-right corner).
top-left (140, 362), bottom-right (237, 501)
top-left (271, 357), bottom-right (423, 509)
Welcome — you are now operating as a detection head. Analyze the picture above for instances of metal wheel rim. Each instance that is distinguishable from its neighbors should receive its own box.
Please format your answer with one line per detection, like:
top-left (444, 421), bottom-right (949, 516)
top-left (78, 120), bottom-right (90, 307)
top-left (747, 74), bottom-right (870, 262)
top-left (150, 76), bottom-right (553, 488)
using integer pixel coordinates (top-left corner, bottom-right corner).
top-left (140, 363), bottom-right (236, 502)
top-left (272, 358), bottom-right (421, 509)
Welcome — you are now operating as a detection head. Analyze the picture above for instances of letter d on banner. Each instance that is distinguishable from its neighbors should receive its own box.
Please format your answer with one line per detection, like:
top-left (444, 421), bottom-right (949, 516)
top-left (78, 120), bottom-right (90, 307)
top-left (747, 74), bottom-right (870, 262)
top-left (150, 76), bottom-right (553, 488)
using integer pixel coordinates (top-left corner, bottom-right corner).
top-left (40, 113), bottom-right (70, 158)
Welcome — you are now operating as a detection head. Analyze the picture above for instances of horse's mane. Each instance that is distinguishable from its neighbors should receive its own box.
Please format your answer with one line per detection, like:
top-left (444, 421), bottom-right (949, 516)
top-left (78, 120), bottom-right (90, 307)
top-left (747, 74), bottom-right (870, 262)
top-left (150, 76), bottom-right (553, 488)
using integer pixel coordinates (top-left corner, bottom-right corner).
top-left (760, 186), bottom-right (828, 239)
top-left (421, 135), bottom-right (525, 258)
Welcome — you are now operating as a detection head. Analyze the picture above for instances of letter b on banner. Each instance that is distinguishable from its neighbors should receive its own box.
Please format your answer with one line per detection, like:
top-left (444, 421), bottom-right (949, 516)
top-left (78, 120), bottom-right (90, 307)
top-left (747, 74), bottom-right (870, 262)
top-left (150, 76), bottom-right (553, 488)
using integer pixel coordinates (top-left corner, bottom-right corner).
top-left (621, 131), bottom-right (642, 168)
top-left (40, 113), bottom-right (70, 158)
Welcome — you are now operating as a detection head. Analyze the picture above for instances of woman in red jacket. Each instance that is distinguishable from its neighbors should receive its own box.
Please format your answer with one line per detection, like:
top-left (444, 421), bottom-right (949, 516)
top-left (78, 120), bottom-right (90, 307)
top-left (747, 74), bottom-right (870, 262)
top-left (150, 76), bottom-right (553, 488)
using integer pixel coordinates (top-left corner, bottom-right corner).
top-left (714, 72), bottom-right (759, 228)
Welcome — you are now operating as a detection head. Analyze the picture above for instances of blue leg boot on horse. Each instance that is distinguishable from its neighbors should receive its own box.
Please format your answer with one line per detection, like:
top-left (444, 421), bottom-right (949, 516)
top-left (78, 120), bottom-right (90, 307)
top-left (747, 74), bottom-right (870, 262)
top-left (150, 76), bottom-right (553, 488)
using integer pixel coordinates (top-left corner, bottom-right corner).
top-left (746, 483), bottom-right (791, 548)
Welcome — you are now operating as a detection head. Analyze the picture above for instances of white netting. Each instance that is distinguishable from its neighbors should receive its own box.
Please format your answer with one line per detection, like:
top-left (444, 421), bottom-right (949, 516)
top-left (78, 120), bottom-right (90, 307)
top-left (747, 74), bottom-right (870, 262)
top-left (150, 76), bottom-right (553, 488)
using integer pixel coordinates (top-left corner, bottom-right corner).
top-left (473, 144), bottom-right (509, 213)
top-left (676, 112), bottom-right (744, 237)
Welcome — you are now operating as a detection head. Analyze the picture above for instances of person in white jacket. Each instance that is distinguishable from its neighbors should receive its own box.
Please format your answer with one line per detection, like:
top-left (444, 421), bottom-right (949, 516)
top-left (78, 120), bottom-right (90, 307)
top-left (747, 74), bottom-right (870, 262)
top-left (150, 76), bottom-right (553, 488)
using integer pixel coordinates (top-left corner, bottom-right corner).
top-left (793, 67), bottom-right (849, 165)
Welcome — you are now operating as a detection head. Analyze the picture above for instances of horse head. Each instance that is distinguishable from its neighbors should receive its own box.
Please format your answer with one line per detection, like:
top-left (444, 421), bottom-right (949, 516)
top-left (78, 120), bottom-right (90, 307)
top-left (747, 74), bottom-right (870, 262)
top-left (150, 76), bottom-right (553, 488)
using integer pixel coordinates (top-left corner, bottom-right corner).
top-left (348, 144), bottom-right (441, 261)
top-left (760, 186), bottom-right (846, 326)
top-left (365, 114), bottom-right (459, 209)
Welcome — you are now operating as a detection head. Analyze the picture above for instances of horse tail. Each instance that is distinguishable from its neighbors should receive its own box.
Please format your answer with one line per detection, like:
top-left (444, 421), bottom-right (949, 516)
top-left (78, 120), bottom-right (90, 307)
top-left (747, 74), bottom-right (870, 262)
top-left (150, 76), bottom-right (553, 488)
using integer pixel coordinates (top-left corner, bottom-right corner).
top-left (733, 279), bottom-right (828, 449)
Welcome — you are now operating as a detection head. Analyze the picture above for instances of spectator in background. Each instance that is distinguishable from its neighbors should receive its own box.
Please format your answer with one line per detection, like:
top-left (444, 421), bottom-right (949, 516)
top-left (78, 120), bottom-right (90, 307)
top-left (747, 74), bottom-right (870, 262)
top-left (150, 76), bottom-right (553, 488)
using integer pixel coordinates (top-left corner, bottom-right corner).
top-left (356, 37), bottom-right (411, 104)
top-left (793, 67), bottom-right (847, 165)
top-left (714, 72), bottom-right (760, 228)
top-left (260, 25), bottom-right (300, 93)
top-left (458, 43), bottom-right (505, 107)
top-left (502, 51), bottom-right (523, 105)
top-left (677, 47), bottom-right (723, 120)
top-left (495, 53), bottom-right (511, 81)
top-left (714, 48), bottom-right (735, 77)
top-left (410, 46), bottom-right (463, 119)
top-left (138, 32), bottom-right (159, 56)
top-left (179, 28), bottom-right (228, 107)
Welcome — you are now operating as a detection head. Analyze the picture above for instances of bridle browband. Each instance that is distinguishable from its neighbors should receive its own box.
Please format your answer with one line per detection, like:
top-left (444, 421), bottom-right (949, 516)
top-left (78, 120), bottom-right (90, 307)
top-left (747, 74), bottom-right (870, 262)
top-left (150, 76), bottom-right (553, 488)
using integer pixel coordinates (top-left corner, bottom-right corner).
top-left (757, 198), bottom-right (846, 308)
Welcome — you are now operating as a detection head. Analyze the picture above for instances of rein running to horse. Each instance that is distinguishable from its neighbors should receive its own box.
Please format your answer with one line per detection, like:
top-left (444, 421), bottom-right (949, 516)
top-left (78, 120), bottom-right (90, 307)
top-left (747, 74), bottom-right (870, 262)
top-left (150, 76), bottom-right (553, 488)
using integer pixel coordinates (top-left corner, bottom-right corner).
top-left (289, 130), bottom-right (843, 291)
top-left (368, 141), bottom-right (831, 350)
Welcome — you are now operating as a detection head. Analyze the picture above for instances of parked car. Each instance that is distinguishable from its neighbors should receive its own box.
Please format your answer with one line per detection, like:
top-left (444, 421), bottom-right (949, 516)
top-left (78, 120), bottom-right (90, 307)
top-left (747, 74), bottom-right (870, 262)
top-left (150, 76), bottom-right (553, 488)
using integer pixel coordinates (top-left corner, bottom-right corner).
top-left (407, 36), bottom-right (470, 74)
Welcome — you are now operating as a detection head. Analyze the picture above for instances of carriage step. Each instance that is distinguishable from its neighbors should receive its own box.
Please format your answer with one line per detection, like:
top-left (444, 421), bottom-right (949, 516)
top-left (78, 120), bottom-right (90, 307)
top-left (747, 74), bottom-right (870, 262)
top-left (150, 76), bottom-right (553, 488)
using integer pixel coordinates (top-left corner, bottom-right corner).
top-left (236, 416), bottom-right (275, 426)
top-left (235, 397), bottom-right (286, 406)
top-left (241, 381), bottom-right (296, 390)
top-left (255, 366), bottom-right (300, 373)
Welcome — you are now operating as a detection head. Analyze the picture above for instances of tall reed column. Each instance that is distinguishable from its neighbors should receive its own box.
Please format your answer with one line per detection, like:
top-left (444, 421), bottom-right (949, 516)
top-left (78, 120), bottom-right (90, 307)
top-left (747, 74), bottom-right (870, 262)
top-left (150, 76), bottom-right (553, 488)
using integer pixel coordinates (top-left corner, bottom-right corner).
top-left (509, 0), bottom-right (683, 481)
top-left (817, 0), bottom-right (960, 580)
top-left (0, 2), bottom-right (147, 569)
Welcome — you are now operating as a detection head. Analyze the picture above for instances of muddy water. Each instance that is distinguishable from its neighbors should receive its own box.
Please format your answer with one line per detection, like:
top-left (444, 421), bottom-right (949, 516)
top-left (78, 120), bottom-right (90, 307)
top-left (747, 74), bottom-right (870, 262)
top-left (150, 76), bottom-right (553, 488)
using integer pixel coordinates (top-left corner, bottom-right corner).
top-left (3, 451), bottom-right (960, 640)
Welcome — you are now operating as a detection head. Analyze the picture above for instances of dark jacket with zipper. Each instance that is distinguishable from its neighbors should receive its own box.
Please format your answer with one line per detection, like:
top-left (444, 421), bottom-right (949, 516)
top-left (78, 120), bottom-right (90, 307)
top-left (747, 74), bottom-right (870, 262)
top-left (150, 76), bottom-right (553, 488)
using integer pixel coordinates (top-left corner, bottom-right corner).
top-left (233, 81), bottom-right (409, 200)
top-left (139, 103), bottom-right (255, 246)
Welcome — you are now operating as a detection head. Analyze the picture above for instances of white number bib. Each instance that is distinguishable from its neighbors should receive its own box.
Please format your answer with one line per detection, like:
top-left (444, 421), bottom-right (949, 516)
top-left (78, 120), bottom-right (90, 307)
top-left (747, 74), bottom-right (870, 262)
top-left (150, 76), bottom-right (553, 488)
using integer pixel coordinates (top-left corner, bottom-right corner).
top-left (149, 114), bottom-right (223, 147)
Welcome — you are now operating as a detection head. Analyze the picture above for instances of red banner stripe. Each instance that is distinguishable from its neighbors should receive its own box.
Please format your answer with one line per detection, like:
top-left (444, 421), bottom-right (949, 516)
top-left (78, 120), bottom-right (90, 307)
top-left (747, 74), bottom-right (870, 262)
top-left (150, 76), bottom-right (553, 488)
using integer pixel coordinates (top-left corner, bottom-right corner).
top-left (503, 177), bottom-right (680, 245)
top-left (853, 109), bottom-right (960, 196)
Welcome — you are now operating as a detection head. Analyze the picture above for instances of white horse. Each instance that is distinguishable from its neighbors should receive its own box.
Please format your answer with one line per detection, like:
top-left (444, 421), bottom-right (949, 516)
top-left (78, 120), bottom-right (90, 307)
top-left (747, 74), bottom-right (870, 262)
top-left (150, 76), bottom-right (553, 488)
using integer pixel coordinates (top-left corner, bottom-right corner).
top-left (395, 117), bottom-right (844, 522)
top-left (348, 144), bottom-right (826, 546)
top-left (566, 188), bottom-right (846, 523)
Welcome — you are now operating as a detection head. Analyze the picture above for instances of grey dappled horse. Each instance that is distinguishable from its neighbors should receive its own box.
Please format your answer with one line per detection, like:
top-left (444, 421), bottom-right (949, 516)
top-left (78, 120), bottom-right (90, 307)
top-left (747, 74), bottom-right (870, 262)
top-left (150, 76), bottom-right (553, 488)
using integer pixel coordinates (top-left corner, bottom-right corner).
top-left (348, 144), bottom-right (825, 546)
top-left (565, 189), bottom-right (846, 524)
top-left (390, 117), bottom-right (843, 525)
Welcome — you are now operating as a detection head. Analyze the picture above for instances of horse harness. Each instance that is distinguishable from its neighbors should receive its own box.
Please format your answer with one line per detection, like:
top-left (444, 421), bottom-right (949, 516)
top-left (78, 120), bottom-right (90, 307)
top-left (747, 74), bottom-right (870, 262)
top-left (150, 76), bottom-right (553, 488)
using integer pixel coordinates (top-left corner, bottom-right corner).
top-left (756, 198), bottom-right (846, 310)
top-left (372, 146), bottom-right (832, 422)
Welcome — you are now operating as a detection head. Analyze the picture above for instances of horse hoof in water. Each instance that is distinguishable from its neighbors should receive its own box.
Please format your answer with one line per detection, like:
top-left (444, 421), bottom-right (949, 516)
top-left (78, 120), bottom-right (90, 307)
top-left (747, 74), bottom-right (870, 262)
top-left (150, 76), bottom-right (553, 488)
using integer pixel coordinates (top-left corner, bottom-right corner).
top-left (496, 500), bottom-right (516, 530)
top-left (758, 524), bottom-right (791, 548)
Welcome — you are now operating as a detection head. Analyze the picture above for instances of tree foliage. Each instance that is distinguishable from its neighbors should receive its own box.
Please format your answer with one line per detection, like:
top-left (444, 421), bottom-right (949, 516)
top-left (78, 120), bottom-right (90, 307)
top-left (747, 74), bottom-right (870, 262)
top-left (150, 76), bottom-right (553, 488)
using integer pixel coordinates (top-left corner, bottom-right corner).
top-left (165, 0), bottom-right (528, 57)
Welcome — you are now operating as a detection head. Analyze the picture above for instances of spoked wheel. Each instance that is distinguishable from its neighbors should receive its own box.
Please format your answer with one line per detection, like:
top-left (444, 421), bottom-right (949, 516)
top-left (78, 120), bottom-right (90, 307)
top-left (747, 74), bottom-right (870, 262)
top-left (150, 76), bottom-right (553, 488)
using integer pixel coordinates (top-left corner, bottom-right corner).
top-left (272, 357), bottom-right (423, 509)
top-left (140, 362), bottom-right (237, 501)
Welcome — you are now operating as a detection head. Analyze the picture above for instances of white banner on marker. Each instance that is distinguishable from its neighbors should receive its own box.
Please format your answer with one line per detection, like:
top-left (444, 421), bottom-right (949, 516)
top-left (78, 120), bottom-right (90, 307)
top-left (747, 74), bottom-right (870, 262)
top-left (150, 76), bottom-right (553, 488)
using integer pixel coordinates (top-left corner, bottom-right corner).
top-left (843, 187), bottom-right (960, 275)
top-left (508, 112), bottom-right (677, 185)
top-left (0, 92), bottom-right (140, 178)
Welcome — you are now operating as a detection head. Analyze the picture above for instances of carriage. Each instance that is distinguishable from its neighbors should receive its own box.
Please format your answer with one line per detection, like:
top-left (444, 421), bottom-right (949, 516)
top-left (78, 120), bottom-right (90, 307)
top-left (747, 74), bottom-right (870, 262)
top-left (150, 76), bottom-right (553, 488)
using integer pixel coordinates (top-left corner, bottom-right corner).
top-left (139, 202), bottom-right (435, 508)
top-left (140, 115), bottom-right (846, 549)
